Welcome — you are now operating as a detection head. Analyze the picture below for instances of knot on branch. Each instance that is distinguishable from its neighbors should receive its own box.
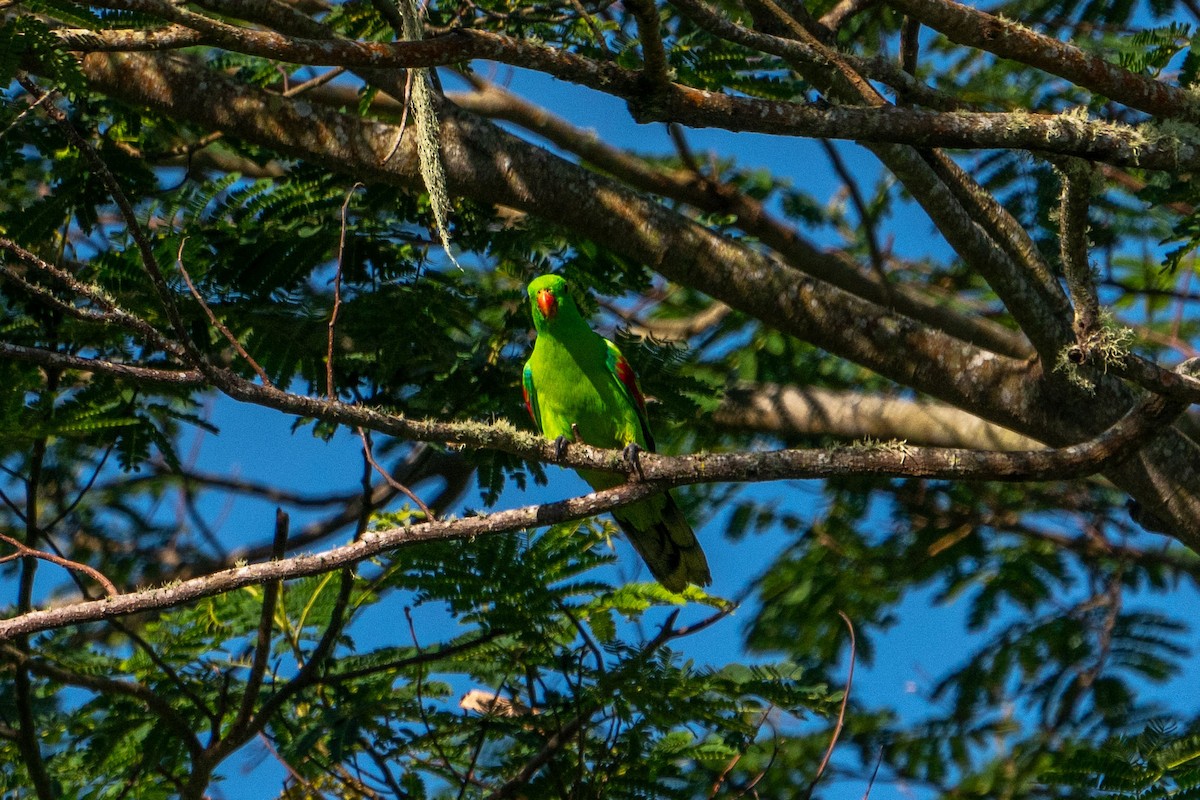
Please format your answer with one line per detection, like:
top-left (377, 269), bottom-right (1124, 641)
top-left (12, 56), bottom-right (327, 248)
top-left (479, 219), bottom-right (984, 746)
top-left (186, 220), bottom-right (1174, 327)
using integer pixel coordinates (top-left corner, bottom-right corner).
top-left (1055, 312), bottom-right (1135, 392)
top-left (626, 87), bottom-right (672, 124)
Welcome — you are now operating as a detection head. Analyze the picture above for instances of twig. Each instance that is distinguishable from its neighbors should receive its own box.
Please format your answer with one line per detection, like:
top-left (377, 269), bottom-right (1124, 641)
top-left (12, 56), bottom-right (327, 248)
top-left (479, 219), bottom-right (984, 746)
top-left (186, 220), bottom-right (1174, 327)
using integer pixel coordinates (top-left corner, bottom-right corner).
top-left (821, 139), bottom-right (888, 284)
top-left (566, 0), bottom-right (612, 53)
top-left (356, 428), bottom-right (434, 519)
top-left (806, 611), bottom-right (856, 795)
top-left (0, 89), bottom-right (53, 143)
top-left (15, 434), bottom-right (54, 800)
top-left (382, 69), bottom-right (415, 165)
top-left (0, 643), bottom-right (203, 755)
top-left (328, 183), bottom-right (362, 400)
top-left (0, 236), bottom-right (187, 360)
top-left (324, 630), bottom-right (507, 684)
top-left (229, 510), bottom-right (289, 738)
top-left (861, 747), bottom-right (884, 800)
top-left (175, 238), bottom-right (274, 387)
top-left (488, 605), bottom-right (717, 799)
top-left (819, 0), bottom-right (876, 30)
top-left (667, 122), bottom-right (703, 175)
top-left (733, 726), bottom-right (780, 799)
top-left (15, 75), bottom-right (197, 357)
top-left (709, 704), bottom-right (774, 797)
top-left (405, 606), bottom-right (467, 786)
top-left (0, 530), bottom-right (118, 597)
top-left (257, 731), bottom-right (316, 793)
top-left (45, 444), bottom-right (114, 530)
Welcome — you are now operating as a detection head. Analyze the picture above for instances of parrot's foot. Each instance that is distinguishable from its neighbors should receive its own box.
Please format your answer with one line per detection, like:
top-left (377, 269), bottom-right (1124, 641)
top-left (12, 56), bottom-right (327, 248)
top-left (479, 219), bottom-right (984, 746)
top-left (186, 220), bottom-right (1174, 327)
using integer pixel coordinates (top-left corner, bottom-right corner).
top-left (623, 442), bottom-right (646, 481)
top-left (570, 423), bottom-right (585, 444)
top-left (552, 435), bottom-right (571, 461)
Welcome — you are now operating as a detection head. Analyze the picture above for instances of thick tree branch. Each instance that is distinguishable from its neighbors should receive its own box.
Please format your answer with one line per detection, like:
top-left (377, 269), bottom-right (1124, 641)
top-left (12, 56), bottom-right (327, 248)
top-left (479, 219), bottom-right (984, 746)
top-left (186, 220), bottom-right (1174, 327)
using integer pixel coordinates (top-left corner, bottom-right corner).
top-left (869, 143), bottom-right (1073, 360)
top-left (53, 9), bottom-right (1200, 172)
top-left (52, 24), bottom-right (206, 51)
top-left (1058, 158), bottom-right (1101, 338)
top-left (0, 343), bottom-right (203, 387)
top-left (0, 388), bottom-right (1185, 641)
top-left (734, 0), bottom-right (1073, 365)
top-left (450, 76), bottom-right (1031, 359)
top-left (78, 0), bottom-right (642, 96)
top-left (714, 384), bottom-right (1044, 450)
top-left (886, 0), bottom-right (1200, 122)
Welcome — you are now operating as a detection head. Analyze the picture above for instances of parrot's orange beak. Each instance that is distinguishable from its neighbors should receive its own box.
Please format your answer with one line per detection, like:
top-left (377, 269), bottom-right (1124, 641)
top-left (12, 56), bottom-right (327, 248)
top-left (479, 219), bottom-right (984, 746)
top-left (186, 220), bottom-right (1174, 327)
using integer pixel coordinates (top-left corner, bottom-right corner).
top-left (537, 288), bottom-right (558, 320)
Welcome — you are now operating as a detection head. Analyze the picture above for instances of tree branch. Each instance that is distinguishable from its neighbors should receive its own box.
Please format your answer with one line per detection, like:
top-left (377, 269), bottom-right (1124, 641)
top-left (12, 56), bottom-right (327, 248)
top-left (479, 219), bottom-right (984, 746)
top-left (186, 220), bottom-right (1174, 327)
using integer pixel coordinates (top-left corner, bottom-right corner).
top-left (886, 0), bottom-right (1200, 122)
top-left (0, 530), bottom-right (118, 597)
top-left (55, 11), bottom-right (1200, 172)
top-left (1058, 158), bottom-right (1101, 339)
top-left (450, 75), bottom-right (1030, 359)
top-left (626, 0), bottom-right (671, 87)
top-left (0, 388), bottom-right (1184, 641)
top-left (714, 383), bottom-right (1045, 450)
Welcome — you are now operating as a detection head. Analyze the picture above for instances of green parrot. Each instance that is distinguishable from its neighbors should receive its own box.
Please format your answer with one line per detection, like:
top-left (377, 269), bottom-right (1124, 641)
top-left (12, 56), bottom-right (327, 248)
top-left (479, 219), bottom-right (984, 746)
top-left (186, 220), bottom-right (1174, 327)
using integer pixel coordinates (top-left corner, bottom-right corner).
top-left (522, 274), bottom-right (711, 592)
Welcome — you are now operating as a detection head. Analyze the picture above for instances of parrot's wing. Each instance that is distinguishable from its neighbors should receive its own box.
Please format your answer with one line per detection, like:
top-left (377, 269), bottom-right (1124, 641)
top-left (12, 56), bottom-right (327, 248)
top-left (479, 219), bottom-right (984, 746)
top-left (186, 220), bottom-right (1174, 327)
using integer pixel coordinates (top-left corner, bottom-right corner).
top-left (603, 338), bottom-right (655, 452)
top-left (522, 360), bottom-right (542, 432)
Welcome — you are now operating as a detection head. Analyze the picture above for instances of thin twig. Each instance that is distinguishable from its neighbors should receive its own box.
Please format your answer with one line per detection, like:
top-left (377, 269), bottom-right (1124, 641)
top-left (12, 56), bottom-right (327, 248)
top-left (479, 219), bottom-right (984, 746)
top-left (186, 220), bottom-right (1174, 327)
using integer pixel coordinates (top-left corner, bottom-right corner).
top-left (709, 704), bottom-right (774, 797)
top-left (807, 611), bottom-right (856, 795)
top-left (0, 89), bottom-right (53, 142)
top-left (733, 725), bottom-right (780, 799)
top-left (861, 747), bottom-right (884, 800)
top-left (175, 238), bottom-right (274, 387)
top-left (328, 183), bottom-right (362, 400)
top-left (405, 606), bottom-right (467, 786)
top-left (567, 0), bottom-right (612, 53)
top-left (0, 236), bottom-right (187, 360)
top-left (257, 731), bottom-right (316, 793)
top-left (356, 428), bottom-right (434, 519)
top-left (382, 69), bottom-right (415, 165)
top-left (821, 139), bottom-right (888, 284)
top-left (667, 122), bottom-right (703, 175)
top-left (0, 530), bottom-right (118, 597)
top-left (229, 510), bottom-right (289, 738)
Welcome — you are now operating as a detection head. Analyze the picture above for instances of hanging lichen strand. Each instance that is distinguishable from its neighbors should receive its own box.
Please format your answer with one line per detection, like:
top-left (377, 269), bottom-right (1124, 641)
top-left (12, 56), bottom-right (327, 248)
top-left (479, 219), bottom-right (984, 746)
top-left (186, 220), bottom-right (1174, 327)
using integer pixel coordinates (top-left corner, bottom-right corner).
top-left (399, 0), bottom-right (461, 270)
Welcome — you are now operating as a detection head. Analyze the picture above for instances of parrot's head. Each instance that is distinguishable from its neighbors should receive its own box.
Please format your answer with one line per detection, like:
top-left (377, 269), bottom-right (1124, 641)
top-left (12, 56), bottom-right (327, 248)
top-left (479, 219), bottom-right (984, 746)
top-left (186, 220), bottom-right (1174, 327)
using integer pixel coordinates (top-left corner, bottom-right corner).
top-left (527, 274), bottom-right (576, 332)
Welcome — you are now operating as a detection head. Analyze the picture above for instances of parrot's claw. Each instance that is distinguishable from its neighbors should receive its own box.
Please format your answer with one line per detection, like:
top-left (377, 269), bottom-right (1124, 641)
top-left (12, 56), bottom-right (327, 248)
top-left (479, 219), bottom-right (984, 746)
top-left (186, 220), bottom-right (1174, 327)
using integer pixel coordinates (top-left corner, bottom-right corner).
top-left (552, 435), bottom-right (570, 461)
top-left (623, 442), bottom-right (646, 481)
top-left (570, 423), bottom-right (585, 444)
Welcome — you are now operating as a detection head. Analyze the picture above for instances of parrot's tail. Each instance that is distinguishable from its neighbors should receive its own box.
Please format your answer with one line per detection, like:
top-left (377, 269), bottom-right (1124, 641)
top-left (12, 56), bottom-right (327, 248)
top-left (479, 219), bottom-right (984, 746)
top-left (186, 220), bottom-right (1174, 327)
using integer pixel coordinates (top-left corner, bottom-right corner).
top-left (612, 491), bottom-right (711, 593)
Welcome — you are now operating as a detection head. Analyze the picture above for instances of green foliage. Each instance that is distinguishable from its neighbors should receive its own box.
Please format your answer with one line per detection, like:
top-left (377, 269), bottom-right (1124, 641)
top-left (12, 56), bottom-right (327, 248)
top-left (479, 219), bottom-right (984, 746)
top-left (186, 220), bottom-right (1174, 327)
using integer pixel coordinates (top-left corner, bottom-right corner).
top-left (1050, 721), bottom-right (1200, 798)
top-left (0, 17), bottom-right (84, 95)
top-left (1115, 23), bottom-right (1193, 76)
top-left (0, 524), bottom-right (835, 796)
